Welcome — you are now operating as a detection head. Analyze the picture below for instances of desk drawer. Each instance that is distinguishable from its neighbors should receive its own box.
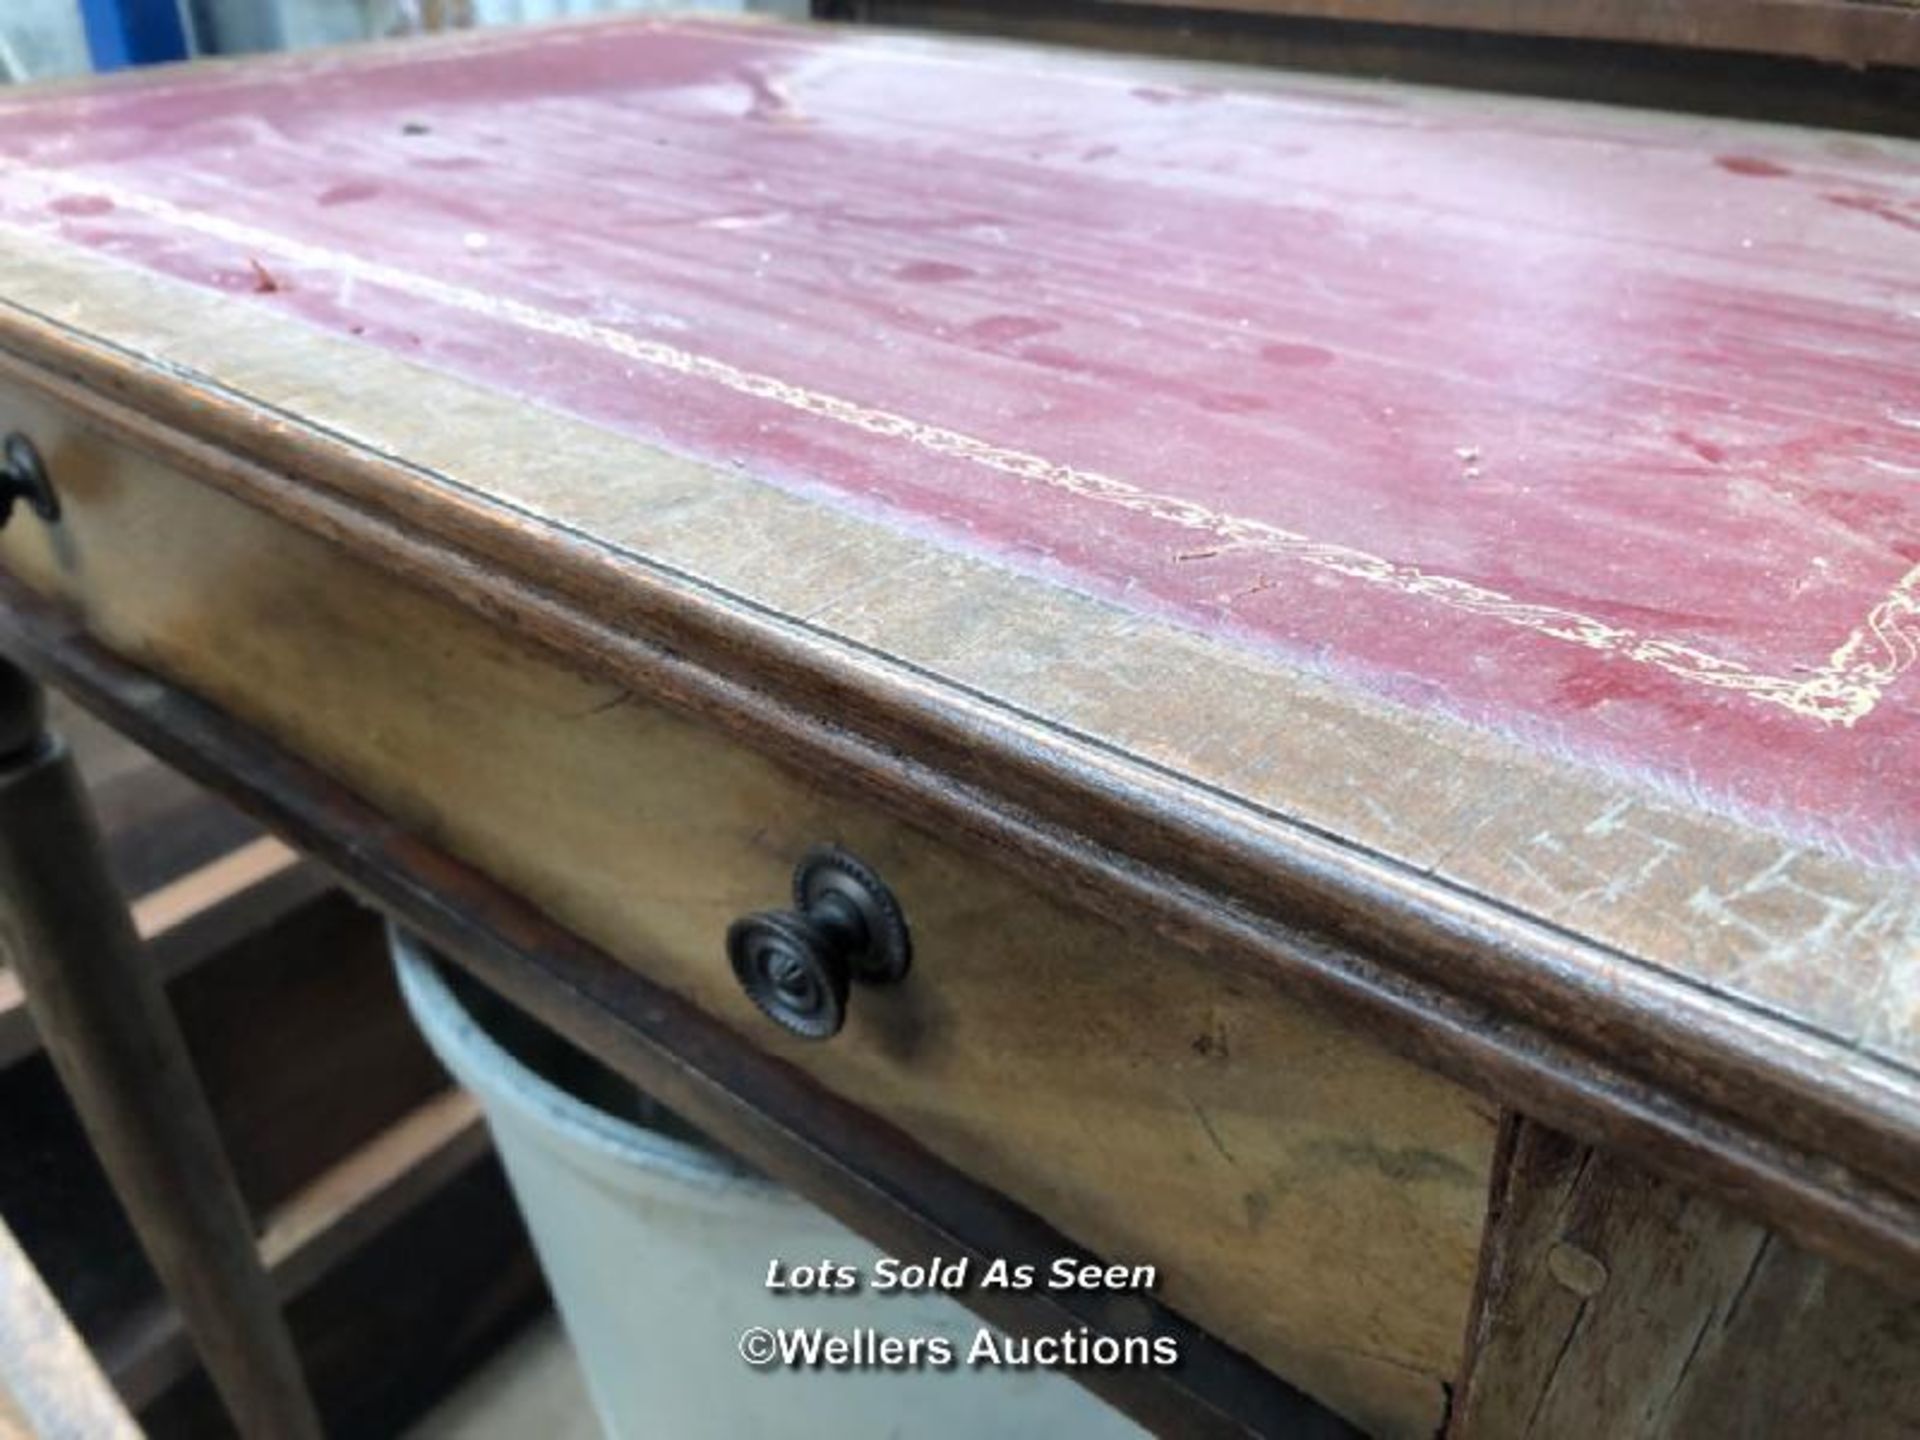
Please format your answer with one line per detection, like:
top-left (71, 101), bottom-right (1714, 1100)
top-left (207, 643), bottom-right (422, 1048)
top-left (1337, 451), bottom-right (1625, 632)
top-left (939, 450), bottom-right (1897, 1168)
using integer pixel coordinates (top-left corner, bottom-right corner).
top-left (0, 388), bottom-right (1499, 1437)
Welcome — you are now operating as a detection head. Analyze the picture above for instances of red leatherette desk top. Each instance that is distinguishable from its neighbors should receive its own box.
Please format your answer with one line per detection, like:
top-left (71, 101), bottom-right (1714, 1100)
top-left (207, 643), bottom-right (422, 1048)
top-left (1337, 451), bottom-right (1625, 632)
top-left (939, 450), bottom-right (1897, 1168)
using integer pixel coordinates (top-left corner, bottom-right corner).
top-left (0, 19), bottom-right (1917, 1219)
top-left (0, 18), bottom-right (1914, 854)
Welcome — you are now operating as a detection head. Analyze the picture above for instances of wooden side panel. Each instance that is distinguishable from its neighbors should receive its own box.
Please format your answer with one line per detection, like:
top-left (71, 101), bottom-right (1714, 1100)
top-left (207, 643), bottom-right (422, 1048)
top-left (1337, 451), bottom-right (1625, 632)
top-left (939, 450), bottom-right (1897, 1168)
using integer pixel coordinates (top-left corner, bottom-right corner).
top-left (0, 373), bottom-right (1498, 1437)
top-left (168, 892), bottom-right (450, 1224)
top-left (1454, 1117), bottom-right (1920, 1438)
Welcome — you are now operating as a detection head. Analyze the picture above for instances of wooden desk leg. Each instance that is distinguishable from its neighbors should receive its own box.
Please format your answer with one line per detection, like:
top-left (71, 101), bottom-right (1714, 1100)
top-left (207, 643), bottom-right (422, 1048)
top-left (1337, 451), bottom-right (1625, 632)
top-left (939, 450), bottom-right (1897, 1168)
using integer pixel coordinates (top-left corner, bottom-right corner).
top-left (1450, 1114), bottom-right (1920, 1437)
top-left (0, 659), bottom-right (324, 1440)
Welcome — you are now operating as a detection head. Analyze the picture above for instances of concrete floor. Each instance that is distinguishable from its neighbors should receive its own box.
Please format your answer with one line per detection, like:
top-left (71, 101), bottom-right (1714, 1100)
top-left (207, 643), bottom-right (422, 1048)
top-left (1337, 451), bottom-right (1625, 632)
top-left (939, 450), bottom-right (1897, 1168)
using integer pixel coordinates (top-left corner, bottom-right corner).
top-left (406, 1315), bottom-right (601, 1440)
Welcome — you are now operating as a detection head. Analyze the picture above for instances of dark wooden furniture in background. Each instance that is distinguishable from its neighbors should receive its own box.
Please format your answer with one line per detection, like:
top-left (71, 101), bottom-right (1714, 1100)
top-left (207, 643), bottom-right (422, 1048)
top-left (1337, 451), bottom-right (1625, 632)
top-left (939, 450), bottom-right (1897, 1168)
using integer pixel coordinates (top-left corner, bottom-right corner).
top-left (0, 695), bottom-right (546, 1437)
top-left (820, 0), bottom-right (1920, 134)
top-left (0, 660), bottom-right (321, 1438)
top-left (836, 0), bottom-right (1920, 66)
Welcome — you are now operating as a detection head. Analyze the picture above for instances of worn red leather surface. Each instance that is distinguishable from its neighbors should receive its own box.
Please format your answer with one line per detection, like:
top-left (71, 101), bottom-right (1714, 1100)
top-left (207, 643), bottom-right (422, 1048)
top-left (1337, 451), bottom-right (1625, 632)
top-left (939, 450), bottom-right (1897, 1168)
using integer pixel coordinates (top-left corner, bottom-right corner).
top-left (0, 19), bottom-right (1914, 855)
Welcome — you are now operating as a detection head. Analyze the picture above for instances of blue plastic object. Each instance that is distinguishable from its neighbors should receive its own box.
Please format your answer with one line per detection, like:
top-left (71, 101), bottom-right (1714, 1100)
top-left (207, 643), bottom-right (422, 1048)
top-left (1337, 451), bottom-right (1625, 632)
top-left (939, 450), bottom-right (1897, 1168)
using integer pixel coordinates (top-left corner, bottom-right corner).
top-left (79, 0), bottom-right (191, 72)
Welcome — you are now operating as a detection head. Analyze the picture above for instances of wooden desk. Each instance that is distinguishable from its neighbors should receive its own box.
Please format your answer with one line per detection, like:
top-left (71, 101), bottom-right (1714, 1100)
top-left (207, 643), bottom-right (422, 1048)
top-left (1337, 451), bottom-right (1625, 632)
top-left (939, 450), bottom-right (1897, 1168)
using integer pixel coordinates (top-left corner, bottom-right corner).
top-left (0, 16), bottom-right (1913, 1437)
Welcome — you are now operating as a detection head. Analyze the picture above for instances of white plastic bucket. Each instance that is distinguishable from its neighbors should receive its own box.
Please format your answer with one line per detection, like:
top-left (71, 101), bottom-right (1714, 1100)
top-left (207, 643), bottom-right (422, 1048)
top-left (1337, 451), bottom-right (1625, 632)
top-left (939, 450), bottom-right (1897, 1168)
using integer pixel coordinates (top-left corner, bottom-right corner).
top-left (390, 928), bottom-right (1141, 1440)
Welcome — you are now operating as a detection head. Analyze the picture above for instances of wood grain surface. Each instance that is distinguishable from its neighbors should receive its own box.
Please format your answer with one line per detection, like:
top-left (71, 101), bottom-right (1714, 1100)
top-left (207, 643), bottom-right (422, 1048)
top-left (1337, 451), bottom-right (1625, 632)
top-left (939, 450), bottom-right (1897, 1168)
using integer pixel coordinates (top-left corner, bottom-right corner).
top-left (0, 207), bottom-right (1917, 1290)
top-left (0, 393), bottom-right (1493, 1437)
top-left (0, 12), bottom-right (1914, 1368)
top-left (0, 21), bottom-right (1909, 1088)
top-left (0, 585), bottom-right (1349, 1440)
top-left (1453, 1117), bottom-right (1920, 1438)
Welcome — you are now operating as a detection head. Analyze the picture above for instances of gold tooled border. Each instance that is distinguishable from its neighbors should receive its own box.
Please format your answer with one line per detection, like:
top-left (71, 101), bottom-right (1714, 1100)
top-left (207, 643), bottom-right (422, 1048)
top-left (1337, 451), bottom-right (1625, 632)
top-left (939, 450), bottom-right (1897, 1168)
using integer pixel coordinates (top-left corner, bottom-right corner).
top-left (4, 160), bottom-right (1914, 728)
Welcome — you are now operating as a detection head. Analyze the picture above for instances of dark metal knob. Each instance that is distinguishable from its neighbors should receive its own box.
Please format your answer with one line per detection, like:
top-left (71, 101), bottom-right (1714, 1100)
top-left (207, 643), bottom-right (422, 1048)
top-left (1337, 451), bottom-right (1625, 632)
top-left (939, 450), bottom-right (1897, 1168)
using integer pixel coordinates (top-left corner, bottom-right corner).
top-left (727, 847), bottom-right (910, 1041)
top-left (0, 434), bottom-right (58, 529)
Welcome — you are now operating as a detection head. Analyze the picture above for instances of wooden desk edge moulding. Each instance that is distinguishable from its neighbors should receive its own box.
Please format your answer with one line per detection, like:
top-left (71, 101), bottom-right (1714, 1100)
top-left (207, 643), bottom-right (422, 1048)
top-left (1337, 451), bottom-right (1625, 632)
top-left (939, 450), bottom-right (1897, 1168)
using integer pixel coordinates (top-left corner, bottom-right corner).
top-left (0, 14), bottom-right (1914, 1437)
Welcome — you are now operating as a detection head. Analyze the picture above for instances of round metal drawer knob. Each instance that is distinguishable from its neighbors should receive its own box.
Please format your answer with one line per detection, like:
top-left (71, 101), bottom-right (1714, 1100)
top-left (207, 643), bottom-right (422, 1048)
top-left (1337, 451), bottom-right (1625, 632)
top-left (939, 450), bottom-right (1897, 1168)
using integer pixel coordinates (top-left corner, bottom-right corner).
top-left (0, 434), bottom-right (58, 529)
top-left (727, 847), bottom-right (910, 1041)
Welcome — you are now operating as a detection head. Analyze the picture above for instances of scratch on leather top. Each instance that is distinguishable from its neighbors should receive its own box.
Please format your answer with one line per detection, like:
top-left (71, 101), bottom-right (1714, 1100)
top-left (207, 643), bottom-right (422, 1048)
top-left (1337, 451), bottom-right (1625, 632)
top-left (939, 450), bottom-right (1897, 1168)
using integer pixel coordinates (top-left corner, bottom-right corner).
top-left (0, 17), bottom-right (1916, 852)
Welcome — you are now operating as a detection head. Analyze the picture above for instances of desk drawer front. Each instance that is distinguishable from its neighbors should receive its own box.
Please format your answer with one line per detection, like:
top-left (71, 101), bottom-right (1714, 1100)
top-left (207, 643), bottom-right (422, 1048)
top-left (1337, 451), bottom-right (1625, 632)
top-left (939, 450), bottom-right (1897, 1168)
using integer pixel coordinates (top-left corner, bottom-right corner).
top-left (0, 389), bottom-right (1498, 1437)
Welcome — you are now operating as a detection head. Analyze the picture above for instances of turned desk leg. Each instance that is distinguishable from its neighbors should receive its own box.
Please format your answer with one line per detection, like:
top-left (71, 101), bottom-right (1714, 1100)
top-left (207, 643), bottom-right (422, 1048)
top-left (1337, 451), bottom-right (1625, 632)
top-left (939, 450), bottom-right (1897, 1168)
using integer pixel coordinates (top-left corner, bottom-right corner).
top-left (0, 658), bottom-right (324, 1440)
